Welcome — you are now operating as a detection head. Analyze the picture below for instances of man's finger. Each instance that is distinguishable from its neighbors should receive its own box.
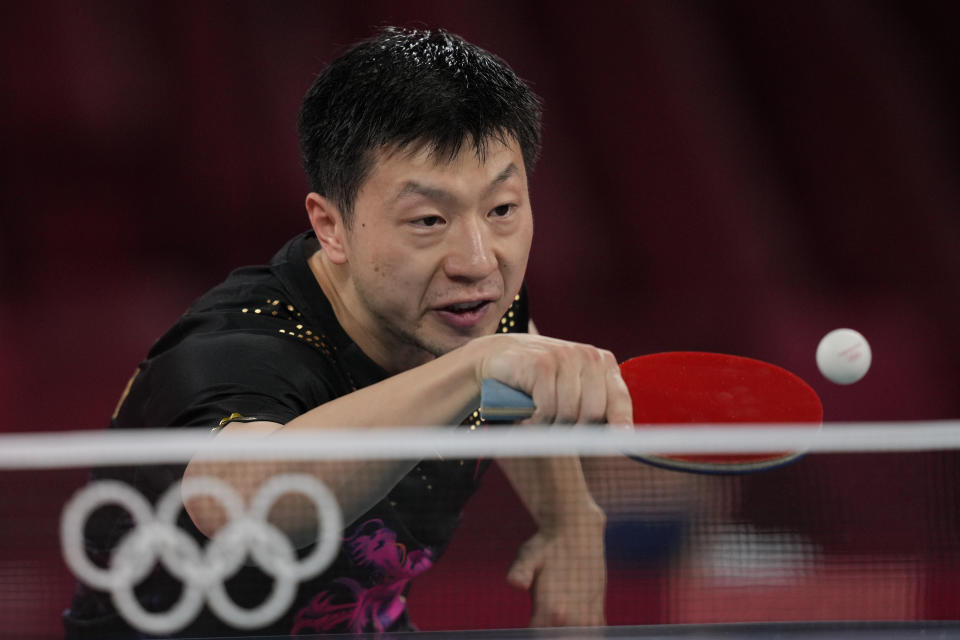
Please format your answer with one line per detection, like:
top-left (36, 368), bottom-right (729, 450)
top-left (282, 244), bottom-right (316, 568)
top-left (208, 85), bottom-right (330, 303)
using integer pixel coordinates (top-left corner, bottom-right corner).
top-left (577, 356), bottom-right (608, 423)
top-left (554, 358), bottom-right (582, 423)
top-left (506, 540), bottom-right (544, 590)
top-left (506, 563), bottom-right (535, 590)
top-left (530, 602), bottom-right (567, 628)
top-left (605, 365), bottom-right (633, 425)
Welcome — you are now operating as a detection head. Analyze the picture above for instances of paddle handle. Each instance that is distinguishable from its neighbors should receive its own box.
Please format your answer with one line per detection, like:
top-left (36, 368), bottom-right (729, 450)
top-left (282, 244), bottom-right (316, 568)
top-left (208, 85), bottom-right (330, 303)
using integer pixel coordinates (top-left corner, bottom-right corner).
top-left (479, 379), bottom-right (535, 421)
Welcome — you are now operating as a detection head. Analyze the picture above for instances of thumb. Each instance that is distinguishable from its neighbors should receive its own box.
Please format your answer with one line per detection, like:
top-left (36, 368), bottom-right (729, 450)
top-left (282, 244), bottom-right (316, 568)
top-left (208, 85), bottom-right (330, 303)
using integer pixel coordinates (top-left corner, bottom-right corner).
top-left (507, 540), bottom-right (545, 590)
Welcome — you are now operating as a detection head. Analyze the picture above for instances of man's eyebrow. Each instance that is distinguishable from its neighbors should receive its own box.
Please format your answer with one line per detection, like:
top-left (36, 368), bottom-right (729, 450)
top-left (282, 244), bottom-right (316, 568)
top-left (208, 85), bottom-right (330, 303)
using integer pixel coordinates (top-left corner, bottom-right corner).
top-left (483, 163), bottom-right (520, 196)
top-left (393, 181), bottom-right (455, 205)
top-left (392, 163), bottom-right (521, 205)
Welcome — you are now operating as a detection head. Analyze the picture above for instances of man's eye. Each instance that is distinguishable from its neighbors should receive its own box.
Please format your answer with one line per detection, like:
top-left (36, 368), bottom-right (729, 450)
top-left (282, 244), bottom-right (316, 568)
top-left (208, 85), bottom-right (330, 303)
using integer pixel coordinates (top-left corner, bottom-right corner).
top-left (414, 216), bottom-right (444, 227)
top-left (491, 204), bottom-right (514, 217)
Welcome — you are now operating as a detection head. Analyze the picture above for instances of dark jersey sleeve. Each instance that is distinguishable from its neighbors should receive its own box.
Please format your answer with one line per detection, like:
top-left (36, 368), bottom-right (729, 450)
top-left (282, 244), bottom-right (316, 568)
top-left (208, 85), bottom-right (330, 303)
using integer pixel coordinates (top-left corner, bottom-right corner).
top-left (113, 330), bottom-right (341, 431)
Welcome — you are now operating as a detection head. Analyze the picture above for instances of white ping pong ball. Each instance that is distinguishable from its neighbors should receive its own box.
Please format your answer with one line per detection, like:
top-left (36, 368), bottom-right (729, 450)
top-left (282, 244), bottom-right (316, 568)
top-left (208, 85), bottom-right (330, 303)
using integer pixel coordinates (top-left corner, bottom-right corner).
top-left (816, 328), bottom-right (872, 385)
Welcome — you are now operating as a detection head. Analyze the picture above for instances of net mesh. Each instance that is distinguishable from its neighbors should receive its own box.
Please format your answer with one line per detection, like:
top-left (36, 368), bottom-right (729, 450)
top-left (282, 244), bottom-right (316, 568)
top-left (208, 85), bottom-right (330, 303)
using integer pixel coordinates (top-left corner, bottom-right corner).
top-left (1, 426), bottom-right (959, 638)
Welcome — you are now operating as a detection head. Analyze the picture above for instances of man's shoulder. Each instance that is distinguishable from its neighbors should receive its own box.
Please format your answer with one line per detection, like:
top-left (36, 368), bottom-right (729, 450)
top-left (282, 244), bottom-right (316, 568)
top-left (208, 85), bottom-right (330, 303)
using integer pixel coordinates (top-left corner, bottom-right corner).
top-left (149, 287), bottom-right (340, 367)
top-left (151, 232), bottom-right (337, 355)
top-left (120, 293), bottom-right (351, 430)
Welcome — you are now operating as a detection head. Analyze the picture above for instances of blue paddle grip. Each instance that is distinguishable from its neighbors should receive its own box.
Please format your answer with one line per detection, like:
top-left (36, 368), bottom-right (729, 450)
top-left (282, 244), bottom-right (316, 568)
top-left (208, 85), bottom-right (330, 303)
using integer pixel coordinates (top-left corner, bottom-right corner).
top-left (479, 379), bottom-right (536, 421)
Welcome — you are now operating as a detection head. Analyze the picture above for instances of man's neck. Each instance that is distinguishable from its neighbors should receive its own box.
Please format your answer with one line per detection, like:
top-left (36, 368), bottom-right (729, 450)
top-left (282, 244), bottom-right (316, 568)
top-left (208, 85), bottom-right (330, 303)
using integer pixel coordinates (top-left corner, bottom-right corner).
top-left (306, 249), bottom-right (426, 374)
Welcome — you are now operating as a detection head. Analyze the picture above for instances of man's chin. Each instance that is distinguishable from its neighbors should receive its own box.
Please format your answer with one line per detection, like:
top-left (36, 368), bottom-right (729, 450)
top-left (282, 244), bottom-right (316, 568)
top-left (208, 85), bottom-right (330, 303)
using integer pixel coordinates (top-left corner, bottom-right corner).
top-left (420, 336), bottom-right (477, 359)
top-left (417, 326), bottom-right (498, 358)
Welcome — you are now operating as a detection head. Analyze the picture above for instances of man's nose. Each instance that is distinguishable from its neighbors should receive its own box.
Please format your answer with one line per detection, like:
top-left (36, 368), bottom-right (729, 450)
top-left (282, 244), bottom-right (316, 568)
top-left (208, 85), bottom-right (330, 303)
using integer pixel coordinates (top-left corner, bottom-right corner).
top-left (443, 218), bottom-right (497, 280)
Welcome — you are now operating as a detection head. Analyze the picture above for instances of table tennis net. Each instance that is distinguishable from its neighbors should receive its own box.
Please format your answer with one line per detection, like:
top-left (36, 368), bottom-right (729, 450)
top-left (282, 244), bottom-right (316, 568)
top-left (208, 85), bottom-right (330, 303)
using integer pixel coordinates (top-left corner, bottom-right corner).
top-left (1, 424), bottom-right (959, 638)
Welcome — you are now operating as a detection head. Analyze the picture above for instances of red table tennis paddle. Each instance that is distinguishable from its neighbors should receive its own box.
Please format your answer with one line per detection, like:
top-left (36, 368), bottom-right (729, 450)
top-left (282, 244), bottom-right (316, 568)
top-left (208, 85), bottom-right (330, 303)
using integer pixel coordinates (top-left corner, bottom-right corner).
top-left (479, 351), bottom-right (823, 473)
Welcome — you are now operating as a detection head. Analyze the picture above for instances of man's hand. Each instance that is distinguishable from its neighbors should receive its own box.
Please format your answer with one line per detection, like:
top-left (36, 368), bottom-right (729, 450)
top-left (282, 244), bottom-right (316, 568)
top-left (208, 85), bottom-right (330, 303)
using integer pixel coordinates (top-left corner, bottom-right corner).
top-left (506, 501), bottom-right (607, 627)
top-left (471, 333), bottom-right (632, 425)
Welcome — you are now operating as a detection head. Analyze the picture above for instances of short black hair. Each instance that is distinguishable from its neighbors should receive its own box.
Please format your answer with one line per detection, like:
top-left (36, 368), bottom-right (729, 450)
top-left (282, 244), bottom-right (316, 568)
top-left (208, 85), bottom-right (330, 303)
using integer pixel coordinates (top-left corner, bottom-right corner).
top-left (297, 27), bottom-right (542, 225)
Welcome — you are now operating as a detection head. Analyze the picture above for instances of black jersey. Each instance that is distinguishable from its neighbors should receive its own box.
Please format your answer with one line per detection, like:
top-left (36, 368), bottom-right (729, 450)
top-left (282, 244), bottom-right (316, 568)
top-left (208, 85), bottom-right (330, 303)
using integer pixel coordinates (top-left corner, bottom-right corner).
top-left (63, 231), bottom-right (530, 638)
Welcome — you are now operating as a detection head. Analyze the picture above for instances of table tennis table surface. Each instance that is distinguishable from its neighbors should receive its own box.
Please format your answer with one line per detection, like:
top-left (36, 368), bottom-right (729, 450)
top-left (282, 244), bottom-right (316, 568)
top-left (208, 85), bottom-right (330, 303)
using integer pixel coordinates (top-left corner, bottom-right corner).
top-left (211, 621), bottom-right (960, 640)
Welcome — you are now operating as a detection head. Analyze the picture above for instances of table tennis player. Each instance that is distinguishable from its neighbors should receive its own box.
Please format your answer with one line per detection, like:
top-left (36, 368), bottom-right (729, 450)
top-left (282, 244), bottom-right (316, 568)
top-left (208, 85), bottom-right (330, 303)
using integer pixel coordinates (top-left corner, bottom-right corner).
top-left (63, 27), bottom-right (632, 638)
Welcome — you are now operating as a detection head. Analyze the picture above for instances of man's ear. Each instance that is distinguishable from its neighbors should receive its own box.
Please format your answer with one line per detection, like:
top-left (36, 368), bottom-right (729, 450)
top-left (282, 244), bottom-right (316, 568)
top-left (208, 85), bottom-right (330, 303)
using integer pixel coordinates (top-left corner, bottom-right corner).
top-left (305, 193), bottom-right (348, 264)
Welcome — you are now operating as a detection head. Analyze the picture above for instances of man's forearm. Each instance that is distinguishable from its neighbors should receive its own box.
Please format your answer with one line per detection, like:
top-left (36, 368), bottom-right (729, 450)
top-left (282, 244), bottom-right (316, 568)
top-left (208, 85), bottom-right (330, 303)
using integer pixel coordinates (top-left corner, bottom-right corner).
top-left (499, 455), bottom-right (608, 627)
top-left (185, 331), bottom-right (625, 538)
top-left (498, 456), bottom-right (605, 530)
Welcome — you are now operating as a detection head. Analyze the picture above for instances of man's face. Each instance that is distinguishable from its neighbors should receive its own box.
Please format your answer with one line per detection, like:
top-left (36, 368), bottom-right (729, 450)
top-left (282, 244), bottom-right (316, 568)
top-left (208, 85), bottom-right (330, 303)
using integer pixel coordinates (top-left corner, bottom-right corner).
top-left (340, 137), bottom-right (533, 371)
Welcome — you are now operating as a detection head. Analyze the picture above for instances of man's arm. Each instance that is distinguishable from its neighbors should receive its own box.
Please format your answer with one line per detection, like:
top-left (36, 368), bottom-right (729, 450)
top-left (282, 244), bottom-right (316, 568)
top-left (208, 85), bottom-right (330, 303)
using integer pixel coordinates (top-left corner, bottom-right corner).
top-left (184, 331), bottom-right (631, 540)
top-left (498, 456), bottom-right (607, 627)
top-left (184, 336), bottom-right (483, 532)
top-left (494, 319), bottom-right (607, 627)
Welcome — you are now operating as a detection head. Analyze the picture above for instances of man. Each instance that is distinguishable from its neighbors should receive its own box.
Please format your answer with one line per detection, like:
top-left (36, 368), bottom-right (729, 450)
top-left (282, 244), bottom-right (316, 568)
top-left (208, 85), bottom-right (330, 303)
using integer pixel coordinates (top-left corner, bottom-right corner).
top-left (64, 27), bottom-right (631, 638)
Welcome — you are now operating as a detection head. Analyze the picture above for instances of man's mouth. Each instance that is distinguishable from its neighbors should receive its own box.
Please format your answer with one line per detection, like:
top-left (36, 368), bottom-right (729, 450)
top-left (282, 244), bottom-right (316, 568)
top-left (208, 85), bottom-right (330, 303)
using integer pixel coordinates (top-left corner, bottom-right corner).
top-left (435, 300), bottom-right (493, 328)
top-left (443, 301), bottom-right (488, 313)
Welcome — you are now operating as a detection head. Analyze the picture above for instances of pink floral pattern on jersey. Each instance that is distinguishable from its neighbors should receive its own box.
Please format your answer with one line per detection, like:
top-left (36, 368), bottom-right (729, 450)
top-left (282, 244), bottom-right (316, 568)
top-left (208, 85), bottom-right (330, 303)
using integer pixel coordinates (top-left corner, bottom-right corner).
top-left (291, 519), bottom-right (434, 634)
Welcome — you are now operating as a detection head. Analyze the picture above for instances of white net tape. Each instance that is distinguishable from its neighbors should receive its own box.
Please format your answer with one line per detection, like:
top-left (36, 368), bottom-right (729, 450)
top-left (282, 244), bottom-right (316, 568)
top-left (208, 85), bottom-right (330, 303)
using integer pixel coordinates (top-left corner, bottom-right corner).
top-left (1, 423), bottom-right (959, 469)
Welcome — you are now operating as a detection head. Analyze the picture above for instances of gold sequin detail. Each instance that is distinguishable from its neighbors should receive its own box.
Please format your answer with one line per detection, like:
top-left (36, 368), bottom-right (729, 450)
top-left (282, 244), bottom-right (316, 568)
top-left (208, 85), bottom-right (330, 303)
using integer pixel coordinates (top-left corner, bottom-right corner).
top-left (215, 412), bottom-right (258, 431)
top-left (462, 407), bottom-right (486, 432)
top-left (112, 368), bottom-right (140, 420)
top-left (236, 298), bottom-right (356, 393)
top-left (241, 299), bottom-right (334, 356)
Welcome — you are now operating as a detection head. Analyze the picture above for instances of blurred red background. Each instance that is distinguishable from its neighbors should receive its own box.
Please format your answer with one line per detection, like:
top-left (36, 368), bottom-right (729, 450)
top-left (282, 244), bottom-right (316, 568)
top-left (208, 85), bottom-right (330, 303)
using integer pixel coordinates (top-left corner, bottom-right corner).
top-left (3, 1), bottom-right (959, 430)
top-left (2, 1), bottom-right (959, 635)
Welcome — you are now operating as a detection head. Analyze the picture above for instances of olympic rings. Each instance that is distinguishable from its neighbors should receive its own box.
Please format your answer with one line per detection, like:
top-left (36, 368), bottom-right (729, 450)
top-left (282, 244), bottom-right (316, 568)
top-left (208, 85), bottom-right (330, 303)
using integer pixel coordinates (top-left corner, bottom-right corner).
top-left (60, 474), bottom-right (343, 635)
